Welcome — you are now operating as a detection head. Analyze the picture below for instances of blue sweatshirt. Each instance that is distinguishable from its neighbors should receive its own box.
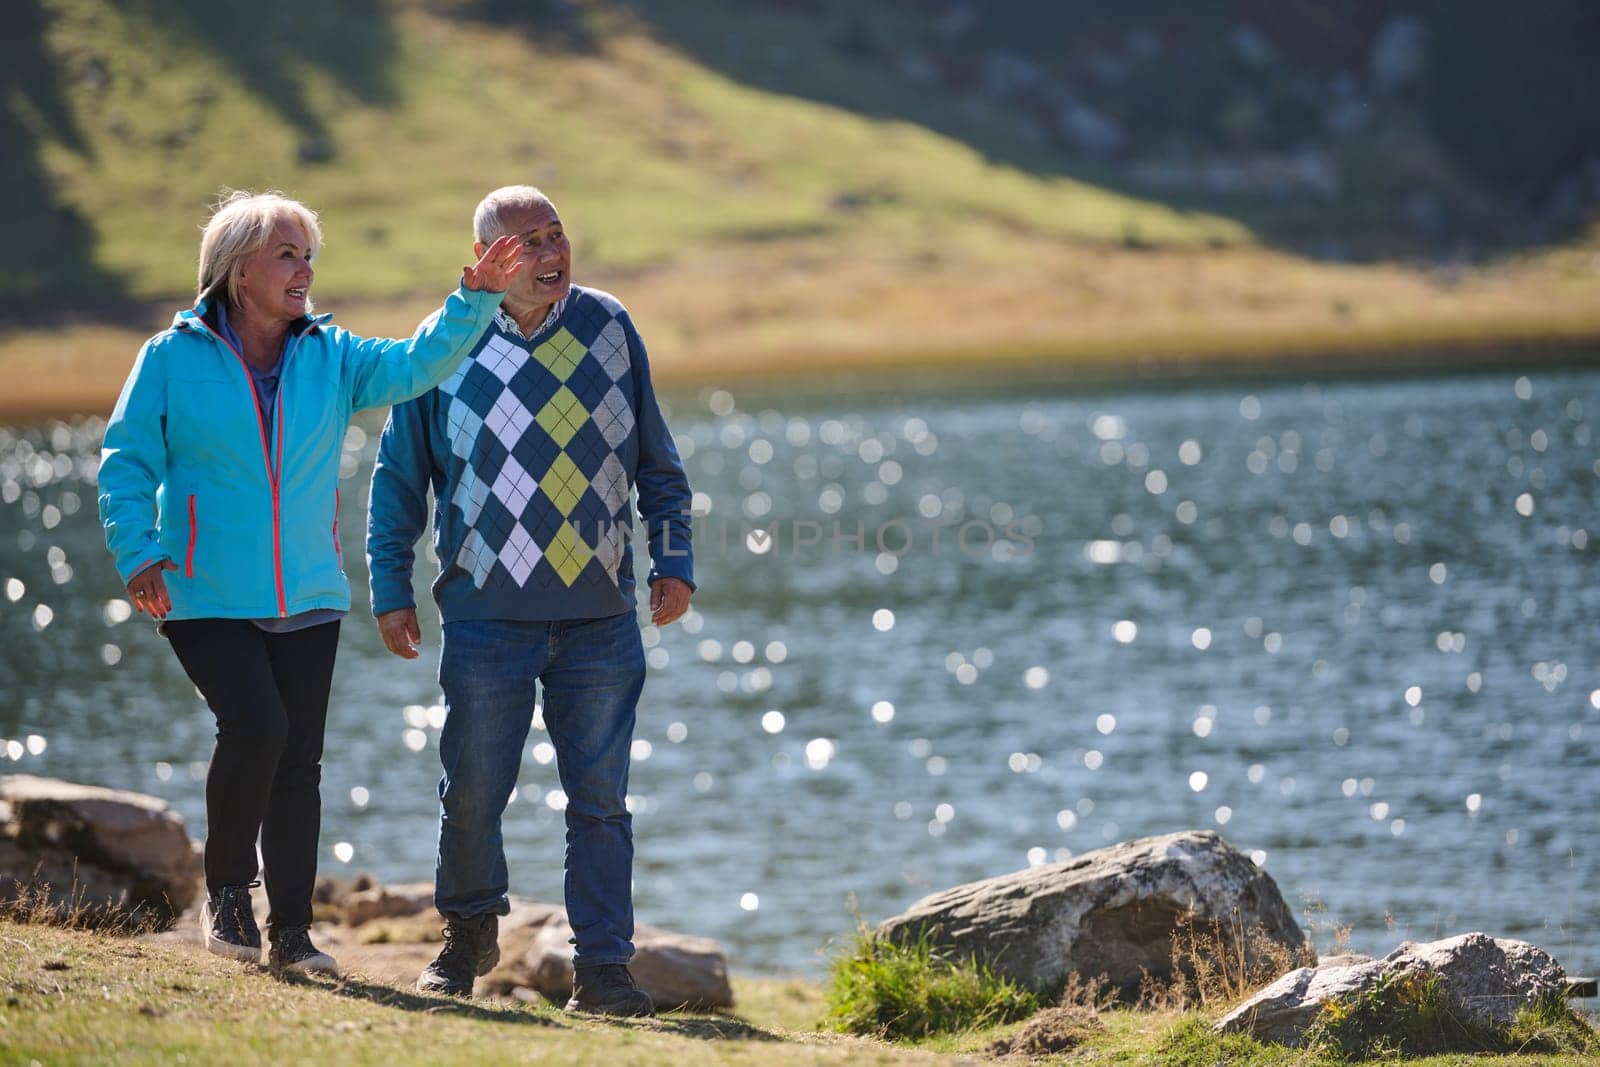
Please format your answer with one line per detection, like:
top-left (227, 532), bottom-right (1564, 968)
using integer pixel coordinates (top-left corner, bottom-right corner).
top-left (366, 286), bottom-right (694, 622)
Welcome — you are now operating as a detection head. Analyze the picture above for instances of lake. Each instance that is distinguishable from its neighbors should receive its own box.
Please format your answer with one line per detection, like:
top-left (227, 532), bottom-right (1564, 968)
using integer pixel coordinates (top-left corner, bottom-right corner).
top-left (1, 364), bottom-right (1596, 978)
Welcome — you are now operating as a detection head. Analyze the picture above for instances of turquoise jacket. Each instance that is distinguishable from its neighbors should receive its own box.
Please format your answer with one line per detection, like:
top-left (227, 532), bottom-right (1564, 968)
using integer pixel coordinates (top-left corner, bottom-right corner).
top-left (98, 283), bottom-right (506, 620)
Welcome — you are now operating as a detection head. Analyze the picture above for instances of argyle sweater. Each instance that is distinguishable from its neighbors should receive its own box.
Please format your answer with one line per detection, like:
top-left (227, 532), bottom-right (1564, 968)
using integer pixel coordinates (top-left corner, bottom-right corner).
top-left (367, 286), bottom-right (694, 622)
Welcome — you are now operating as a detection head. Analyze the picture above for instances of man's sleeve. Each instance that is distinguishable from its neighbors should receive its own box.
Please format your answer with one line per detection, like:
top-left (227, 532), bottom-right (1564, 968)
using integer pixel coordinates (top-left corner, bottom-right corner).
top-left (366, 390), bottom-right (436, 615)
top-left (624, 313), bottom-right (695, 589)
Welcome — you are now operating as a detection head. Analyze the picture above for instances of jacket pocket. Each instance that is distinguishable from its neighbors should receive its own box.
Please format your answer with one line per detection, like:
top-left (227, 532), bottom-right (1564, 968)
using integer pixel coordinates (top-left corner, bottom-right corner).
top-left (185, 494), bottom-right (198, 578)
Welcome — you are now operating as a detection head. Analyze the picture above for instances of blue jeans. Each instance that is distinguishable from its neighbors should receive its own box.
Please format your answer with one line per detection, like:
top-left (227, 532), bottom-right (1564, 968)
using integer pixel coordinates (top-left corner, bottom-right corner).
top-left (435, 612), bottom-right (646, 965)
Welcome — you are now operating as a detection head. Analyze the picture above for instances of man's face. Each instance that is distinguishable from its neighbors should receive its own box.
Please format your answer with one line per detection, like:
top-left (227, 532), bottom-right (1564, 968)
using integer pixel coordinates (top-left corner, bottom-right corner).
top-left (482, 201), bottom-right (571, 311)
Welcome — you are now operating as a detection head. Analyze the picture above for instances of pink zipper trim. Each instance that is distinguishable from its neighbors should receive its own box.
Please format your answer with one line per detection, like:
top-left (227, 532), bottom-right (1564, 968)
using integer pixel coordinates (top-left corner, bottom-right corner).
top-left (333, 488), bottom-right (341, 559)
top-left (185, 494), bottom-right (197, 578)
top-left (193, 317), bottom-right (289, 617)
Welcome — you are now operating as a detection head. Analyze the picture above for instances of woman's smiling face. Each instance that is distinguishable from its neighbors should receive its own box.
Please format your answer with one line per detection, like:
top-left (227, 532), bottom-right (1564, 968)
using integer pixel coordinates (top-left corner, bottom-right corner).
top-left (235, 218), bottom-right (315, 322)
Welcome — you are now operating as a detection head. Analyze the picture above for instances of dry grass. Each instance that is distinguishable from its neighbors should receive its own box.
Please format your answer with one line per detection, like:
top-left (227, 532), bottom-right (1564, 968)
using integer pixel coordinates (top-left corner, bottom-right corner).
top-left (0, 873), bottom-right (166, 936)
top-left (6, 239), bottom-right (1600, 421)
top-left (1162, 907), bottom-right (1313, 1012)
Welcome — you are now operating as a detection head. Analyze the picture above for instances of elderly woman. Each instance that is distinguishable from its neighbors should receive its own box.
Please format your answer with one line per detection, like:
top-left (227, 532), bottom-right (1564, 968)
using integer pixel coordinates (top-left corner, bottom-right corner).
top-left (98, 191), bottom-right (521, 974)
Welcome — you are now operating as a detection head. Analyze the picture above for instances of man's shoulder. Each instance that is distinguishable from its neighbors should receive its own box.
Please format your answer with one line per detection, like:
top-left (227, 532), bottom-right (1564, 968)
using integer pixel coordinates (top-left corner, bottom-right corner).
top-left (570, 285), bottom-right (629, 320)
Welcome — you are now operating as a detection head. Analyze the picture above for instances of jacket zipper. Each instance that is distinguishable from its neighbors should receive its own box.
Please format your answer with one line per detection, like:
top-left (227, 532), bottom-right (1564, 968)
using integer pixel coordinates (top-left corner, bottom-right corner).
top-left (185, 494), bottom-right (198, 578)
top-left (193, 318), bottom-right (290, 617)
top-left (333, 488), bottom-right (341, 560)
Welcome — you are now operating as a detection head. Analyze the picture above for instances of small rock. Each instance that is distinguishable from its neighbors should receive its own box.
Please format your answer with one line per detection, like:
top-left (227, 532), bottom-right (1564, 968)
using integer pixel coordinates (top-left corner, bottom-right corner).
top-left (1216, 932), bottom-right (1568, 1044)
top-left (521, 916), bottom-right (733, 1010)
top-left (1371, 16), bottom-right (1427, 94)
top-left (342, 882), bottom-right (434, 926)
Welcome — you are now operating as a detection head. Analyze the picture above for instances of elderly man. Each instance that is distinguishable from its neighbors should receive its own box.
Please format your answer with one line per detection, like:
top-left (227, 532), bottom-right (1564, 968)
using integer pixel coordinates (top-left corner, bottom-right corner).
top-left (366, 185), bottom-right (694, 1015)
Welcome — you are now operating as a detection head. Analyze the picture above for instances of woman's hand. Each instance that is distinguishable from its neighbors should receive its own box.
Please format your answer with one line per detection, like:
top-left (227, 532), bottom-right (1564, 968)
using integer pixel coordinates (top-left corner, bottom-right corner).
top-left (462, 234), bottom-right (525, 293)
top-left (127, 559), bottom-right (179, 620)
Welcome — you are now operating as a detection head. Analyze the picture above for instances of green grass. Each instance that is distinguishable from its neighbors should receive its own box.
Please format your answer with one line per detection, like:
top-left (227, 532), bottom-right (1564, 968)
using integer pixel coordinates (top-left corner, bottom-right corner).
top-left (823, 925), bottom-right (1039, 1040)
top-left (1302, 970), bottom-right (1597, 1061)
top-left (10, 0), bottom-right (1248, 309)
top-left (3, 917), bottom-right (1595, 1065)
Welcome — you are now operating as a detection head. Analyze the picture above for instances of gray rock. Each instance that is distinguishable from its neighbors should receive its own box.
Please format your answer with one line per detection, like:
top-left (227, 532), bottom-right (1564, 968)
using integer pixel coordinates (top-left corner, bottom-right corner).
top-left (523, 915), bottom-right (734, 1010)
top-left (1216, 932), bottom-right (1568, 1044)
top-left (342, 881), bottom-right (434, 926)
top-left (879, 830), bottom-right (1304, 999)
top-left (1371, 16), bottom-right (1427, 94)
top-left (1058, 102), bottom-right (1124, 159)
top-left (0, 774), bottom-right (201, 926)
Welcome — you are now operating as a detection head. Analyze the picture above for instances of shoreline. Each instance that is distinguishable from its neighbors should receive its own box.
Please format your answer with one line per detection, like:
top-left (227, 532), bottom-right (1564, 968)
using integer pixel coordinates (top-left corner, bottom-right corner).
top-left (2, 312), bottom-right (1598, 423)
top-left (5, 240), bottom-right (1600, 421)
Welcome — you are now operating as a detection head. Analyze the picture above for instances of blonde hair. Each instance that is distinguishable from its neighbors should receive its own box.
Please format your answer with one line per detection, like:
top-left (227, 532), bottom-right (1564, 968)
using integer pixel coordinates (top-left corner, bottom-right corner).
top-left (473, 185), bottom-right (554, 244)
top-left (196, 190), bottom-right (322, 311)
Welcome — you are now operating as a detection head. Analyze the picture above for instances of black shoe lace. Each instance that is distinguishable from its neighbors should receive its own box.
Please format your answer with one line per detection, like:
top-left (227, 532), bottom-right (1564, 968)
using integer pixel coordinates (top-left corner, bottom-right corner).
top-left (274, 925), bottom-right (314, 960)
top-left (216, 881), bottom-right (261, 942)
top-left (434, 922), bottom-right (479, 971)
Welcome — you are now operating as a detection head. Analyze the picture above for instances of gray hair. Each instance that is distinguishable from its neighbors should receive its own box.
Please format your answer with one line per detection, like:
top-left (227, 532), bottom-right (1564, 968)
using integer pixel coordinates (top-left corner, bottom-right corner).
top-left (197, 190), bottom-right (322, 311)
top-left (473, 185), bottom-right (554, 244)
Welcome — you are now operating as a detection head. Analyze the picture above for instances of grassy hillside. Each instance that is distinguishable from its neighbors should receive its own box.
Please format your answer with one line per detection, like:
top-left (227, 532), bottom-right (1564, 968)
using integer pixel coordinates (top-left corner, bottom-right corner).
top-left (1, 1), bottom-right (1598, 417)
top-left (5, 0), bottom-right (1246, 306)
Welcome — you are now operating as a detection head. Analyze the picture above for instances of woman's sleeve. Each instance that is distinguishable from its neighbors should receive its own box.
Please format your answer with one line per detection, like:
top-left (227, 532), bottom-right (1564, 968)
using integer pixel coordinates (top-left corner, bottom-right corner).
top-left (341, 282), bottom-right (506, 412)
top-left (97, 339), bottom-right (170, 584)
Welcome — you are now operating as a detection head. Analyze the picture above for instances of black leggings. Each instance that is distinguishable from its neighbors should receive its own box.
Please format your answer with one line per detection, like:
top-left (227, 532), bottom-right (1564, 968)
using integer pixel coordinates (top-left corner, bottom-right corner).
top-left (164, 618), bottom-right (340, 930)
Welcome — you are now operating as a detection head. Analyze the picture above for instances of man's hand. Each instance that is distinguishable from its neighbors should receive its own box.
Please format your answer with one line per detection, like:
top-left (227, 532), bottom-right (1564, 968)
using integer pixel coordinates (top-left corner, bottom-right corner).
top-left (377, 607), bottom-right (422, 659)
top-left (127, 559), bottom-right (179, 620)
top-left (462, 234), bottom-right (525, 292)
top-left (649, 577), bottom-right (692, 627)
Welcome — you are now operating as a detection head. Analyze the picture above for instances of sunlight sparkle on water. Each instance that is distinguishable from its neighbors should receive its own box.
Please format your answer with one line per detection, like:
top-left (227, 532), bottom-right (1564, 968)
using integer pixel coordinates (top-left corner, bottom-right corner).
top-left (805, 739), bottom-right (836, 771)
top-left (871, 701), bottom-right (895, 724)
top-left (1023, 666), bottom-right (1049, 688)
top-left (1189, 771), bottom-right (1209, 792)
top-left (1112, 620), bottom-right (1138, 643)
top-left (333, 842), bottom-right (354, 864)
top-left (761, 710), bottom-right (785, 734)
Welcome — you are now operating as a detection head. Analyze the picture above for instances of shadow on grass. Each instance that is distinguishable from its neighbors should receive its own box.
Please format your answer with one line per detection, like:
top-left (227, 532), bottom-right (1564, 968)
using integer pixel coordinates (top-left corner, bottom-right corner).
top-left (651, 1014), bottom-right (785, 1043)
top-left (277, 971), bottom-right (566, 1028)
top-left (277, 970), bottom-right (782, 1043)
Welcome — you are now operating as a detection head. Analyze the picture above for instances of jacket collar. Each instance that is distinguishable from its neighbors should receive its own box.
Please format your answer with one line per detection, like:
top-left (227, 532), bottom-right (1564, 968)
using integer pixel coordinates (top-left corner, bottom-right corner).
top-left (174, 291), bottom-right (330, 336)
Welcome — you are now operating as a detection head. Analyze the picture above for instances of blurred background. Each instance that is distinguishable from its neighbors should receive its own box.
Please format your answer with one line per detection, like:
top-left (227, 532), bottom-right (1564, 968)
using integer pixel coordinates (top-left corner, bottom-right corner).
top-left (0, 1), bottom-right (1596, 977)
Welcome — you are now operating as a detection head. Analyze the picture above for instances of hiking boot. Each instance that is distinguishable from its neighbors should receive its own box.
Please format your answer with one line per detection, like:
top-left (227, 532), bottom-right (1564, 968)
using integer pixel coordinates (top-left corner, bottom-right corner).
top-left (565, 964), bottom-right (655, 1017)
top-left (416, 913), bottom-right (500, 996)
top-left (269, 924), bottom-right (338, 976)
top-left (201, 882), bottom-right (262, 964)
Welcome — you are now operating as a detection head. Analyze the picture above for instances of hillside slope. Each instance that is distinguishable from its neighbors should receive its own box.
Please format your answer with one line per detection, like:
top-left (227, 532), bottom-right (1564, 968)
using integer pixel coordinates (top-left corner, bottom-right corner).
top-left (1, 1), bottom-right (1597, 416)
